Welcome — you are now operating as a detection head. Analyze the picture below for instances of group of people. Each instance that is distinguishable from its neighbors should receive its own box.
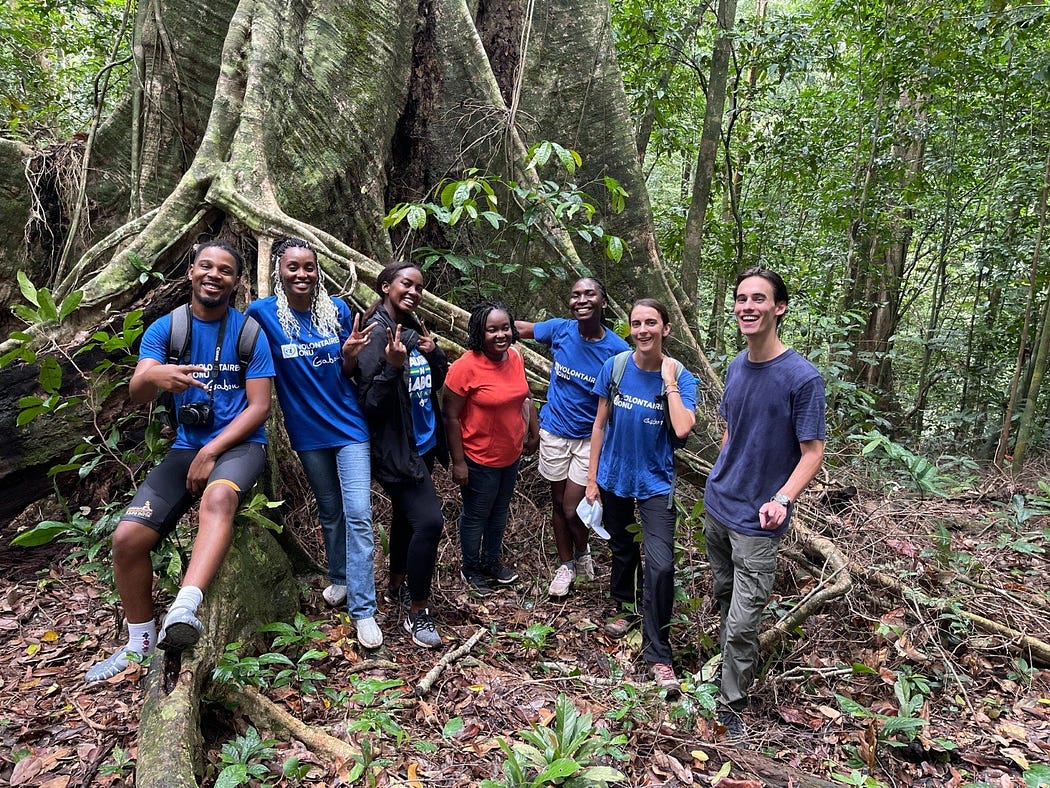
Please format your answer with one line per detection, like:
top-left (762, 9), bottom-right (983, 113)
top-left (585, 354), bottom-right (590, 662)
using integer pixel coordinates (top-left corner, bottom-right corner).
top-left (84, 237), bottom-right (826, 742)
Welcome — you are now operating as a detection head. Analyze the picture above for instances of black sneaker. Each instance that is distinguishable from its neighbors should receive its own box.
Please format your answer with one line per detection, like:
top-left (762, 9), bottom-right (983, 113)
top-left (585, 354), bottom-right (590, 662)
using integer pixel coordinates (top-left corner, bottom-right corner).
top-left (383, 583), bottom-right (412, 608)
top-left (460, 569), bottom-right (494, 597)
top-left (716, 704), bottom-right (747, 744)
top-left (481, 561), bottom-right (519, 585)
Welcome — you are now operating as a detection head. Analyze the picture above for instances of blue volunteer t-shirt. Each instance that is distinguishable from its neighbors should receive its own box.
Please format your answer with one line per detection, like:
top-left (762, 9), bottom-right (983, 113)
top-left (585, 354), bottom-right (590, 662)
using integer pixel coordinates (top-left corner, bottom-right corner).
top-left (704, 349), bottom-right (826, 538)
top-left (245, 297), bottom-right (369, 451)
top-left (534, 319), bottom-right (630, 439)
top-left (139, 308), bottom-right (274, 450)
top-left (593, 354), bottom-right (697, 499)
top-left (408, 348), bottom-right (437, 454)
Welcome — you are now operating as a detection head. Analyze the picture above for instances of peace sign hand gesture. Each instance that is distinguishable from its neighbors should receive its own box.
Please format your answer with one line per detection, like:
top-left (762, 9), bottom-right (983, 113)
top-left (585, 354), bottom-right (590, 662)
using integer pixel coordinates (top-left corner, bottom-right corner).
top-left (385, 324), bottom-right (407, 368)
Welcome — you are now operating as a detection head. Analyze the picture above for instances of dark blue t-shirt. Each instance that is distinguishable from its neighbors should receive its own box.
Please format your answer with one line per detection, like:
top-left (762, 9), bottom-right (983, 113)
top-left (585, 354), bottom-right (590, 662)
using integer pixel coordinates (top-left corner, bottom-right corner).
top-left (704, 349), bottom-right (826, 537)
top-left (534, 319), bottom-right (629, 439)
top-left (593, 354), bottom-right (697, 499)
top-left (139, 308), bottom-right (274, 449)
top-left (246, 297), bottom-right (369, 451)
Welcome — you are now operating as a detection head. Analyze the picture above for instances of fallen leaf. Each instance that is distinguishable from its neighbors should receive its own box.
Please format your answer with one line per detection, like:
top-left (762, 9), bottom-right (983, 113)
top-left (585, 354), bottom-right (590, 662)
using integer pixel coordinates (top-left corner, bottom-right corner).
top-left (406, 762), bottom-right (423, 788)
top-left (1000, 747), bottom-right (1030, 770)
top-left (690, 750), bottom-right (709, 763)
top-left (11, 755), bottom-right (43, 786)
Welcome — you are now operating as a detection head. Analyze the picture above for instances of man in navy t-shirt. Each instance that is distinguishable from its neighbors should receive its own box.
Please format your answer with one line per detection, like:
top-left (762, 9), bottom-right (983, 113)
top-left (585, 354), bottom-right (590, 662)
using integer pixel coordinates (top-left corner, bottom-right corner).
top-left (703, 268), bottom-right (826, 741)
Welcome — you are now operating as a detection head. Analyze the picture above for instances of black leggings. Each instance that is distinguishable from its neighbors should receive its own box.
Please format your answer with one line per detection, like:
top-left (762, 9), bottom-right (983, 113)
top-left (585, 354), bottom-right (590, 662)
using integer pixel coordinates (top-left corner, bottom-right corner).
top-left (382, 451), bottom-right (444, 604)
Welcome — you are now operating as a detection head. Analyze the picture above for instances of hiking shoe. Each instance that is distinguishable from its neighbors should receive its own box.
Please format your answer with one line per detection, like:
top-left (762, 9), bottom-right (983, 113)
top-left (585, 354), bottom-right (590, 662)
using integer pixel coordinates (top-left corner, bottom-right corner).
top-left (604, 613), bottom-right (638, 638)
top-left (383, 583), bottom-right (411, 609)
top-left (355, 616), bottom-right (383, 649)
top-left (460, 569), bottom-right (494, 597)
top-left (322, 584), bottom-right (347, 606)
top-left (575, 552), bottom-right (596, 580)
top-left (652, 662), bottom-right (680, 693)
top-left (482, 561), bottom-right (519, 584)
top-left (157, 606), bottom-right (203, 652)
top-left (403, 608), bottom-right (442, 648)
top-left (716, 704), bottom-right (747, 743)
top-left (85, 647), bottom-right (133, 684)
top-left (548, 564), bottom-right (576, 597)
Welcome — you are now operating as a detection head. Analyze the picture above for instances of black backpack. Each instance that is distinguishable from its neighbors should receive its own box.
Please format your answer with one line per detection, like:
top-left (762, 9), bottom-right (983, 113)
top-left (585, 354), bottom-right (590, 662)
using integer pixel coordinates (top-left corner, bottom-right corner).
top-left (156, 304), bottom-right (262, 429)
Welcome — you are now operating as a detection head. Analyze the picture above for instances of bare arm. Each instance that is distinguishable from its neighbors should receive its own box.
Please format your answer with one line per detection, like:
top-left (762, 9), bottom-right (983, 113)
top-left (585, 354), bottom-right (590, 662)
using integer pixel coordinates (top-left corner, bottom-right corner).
top-left (443, 387), bottom-right (469, 486)
top-left (523, 395), bottom-right (540, 455)
top-left (584, 397), bottom-right (610, 503)
top-left (662, 356), bottom-right (696, 438)
top-left (514, 320), bottom-right (535, 339)
top-left (758, 439), bottom-right (825, 530)
top-left (128, 358), bottom-right (208, 404)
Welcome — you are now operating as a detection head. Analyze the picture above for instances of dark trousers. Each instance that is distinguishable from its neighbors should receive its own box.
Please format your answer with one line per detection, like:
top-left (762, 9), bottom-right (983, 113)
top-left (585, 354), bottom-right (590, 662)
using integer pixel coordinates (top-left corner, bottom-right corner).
top-left (458, 456), bottom-right (520, 573)
top-left (382, 451), bottom-right (444, 604)
top-left (602, 488), bottom-right (676, 664)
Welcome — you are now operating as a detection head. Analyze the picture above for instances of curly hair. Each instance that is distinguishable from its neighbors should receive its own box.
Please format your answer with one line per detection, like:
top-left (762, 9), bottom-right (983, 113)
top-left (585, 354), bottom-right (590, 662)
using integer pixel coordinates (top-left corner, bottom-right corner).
top-left (271, 237), bottom-right (341, 340)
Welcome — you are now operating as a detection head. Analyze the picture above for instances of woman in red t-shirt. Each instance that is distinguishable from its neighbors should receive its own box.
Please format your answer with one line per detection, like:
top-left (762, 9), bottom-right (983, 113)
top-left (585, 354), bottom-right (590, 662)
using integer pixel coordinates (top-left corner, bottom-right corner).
top-left (444, 301), bottom-right (540, 596)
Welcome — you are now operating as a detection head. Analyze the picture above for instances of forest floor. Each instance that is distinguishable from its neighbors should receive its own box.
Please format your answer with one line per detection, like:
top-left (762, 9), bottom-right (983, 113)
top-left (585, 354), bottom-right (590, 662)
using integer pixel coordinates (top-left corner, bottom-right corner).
top-left (1, 456), bottom-right (1049, 787)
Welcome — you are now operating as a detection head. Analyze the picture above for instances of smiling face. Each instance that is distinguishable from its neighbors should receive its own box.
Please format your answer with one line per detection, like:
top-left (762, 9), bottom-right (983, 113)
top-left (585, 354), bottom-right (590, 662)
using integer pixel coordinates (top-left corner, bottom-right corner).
top-left (279, 245), bottom-right (318, 309)
top-left (568, 278), bottom-right (605, 323)
top-left (189, 246), bottom-right (238, 311)
top-left (482, 309), bottom-right (513, 360)
top-left (629, 304), bottom-right (670, 354)
top-left (733, 275), bottom-right (786, 341)
top-left (381, 266), bottom-right (425, 317)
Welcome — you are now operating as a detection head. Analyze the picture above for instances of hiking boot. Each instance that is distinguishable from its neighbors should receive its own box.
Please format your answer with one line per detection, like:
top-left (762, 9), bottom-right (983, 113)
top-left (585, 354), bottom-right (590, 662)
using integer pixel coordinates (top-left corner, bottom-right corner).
top-left (716, 704), bottom-right (747, 743)
top-left (482, 561), bottom-right (519, 585)
top-left (383, 583), bottom-right (411, 609)
top-left (652, 662), bottom-right (680, 694)
top-left (403, 608), bottom-right (442, 648)
top-left (604, 612), bottom-right (638, 638)
top-left (548, 563), bottom-right (576, 597)
top-left (355, 616), bottom-right (383, 649)
top-left (575, 552), bottom-right (596, 580)
top-left (461, 569), bottom-right (494, 597)
top-left (322, 584), bottom-right (347, 606)
top-left (158, 606), bottom-right (203, 652)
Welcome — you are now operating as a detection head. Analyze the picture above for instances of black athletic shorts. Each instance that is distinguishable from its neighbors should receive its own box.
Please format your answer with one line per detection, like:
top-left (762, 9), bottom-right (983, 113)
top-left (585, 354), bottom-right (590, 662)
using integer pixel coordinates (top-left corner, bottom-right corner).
top-left (121, 442), bottom-right (266, 538)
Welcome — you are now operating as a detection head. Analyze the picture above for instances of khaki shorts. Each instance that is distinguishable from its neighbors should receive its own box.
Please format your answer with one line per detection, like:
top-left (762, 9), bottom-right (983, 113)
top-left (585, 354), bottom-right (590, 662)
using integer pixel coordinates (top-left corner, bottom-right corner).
top-left (538, 429), bottom-right (590, 486)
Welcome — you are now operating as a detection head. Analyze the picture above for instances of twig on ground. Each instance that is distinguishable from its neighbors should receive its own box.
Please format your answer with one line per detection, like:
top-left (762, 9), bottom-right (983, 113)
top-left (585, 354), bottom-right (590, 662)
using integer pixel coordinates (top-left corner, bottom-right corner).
top-left (415, 627), bottom-right (487, 697)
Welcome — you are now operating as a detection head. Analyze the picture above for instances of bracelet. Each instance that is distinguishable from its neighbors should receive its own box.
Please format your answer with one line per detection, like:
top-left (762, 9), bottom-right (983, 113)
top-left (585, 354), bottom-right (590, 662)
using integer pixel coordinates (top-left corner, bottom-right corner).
top-left (665, 386), bottom-right (680, 394)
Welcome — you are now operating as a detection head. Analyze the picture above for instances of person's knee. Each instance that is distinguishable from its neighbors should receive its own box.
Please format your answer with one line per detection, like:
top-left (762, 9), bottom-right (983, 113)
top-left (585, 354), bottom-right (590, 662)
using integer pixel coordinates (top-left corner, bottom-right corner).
top-left (112, 521), bottom-right (156, 565)
top-left (199, 483), bottom-right (240, 522)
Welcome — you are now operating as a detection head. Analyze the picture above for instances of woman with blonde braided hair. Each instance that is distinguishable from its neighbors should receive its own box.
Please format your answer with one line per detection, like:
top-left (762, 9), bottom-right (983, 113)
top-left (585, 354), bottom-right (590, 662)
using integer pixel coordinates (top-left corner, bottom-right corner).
top-left (246, 238), bottom-right (383, 648)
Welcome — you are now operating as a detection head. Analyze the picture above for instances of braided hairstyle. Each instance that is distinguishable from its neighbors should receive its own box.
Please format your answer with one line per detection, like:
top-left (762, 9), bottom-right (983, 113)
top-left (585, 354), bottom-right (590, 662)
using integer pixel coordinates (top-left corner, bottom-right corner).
top-left (272, 237), bottom-right (341, 340)
top-left (466, 299), bottom-right (519, 352)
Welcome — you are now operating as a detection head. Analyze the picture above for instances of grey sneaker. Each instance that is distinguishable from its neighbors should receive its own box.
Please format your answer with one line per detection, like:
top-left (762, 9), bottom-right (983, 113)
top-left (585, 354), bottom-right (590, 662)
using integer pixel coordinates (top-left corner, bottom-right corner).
top-left (85, 647), bottom-right (133, 684)
top-left (157, 606), bottom-right (203, 652)
top-left (461, 569), bottom-right (494, 597)
top-left (355, 616), bottom-right (383, 649)
top-left (322, 584), bottom-right (347, 606)
top-left (383, 583), bottom-right (411, 609)
top-left (403, 608), bottom-right (442, 648)
top-left (575, 552), bottom-right (596, 580)
top-left (716, 704), bottom-right (747, 743)
top-left (548, 563), bottom-right (575, 597)
top-left (482, 561), bottom-right (518, 585)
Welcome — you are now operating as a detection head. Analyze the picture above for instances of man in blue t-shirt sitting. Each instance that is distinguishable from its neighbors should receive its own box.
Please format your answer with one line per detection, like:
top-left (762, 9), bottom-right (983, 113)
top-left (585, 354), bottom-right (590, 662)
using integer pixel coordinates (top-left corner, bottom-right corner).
top-left (703, 267), bottom-right (826, 742)
top-left (85, 240), bottom-right (275, 684)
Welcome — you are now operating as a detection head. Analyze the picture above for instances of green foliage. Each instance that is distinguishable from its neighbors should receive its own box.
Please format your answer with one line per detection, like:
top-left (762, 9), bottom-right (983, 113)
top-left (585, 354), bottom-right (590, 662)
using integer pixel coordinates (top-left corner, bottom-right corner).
top-left (481, 694), bottom-right (626, 787)
top-left (234, 493), bottom-right (284, 533)
top-left (258, 613), bottom-right (326, 650)
top-left (215, 726), bottom-right (278, 788)
top-left (384, 143), bottom-right (627, 301)
top-left (97, 745), bottom-right (135, 779)
top-left (344, 674), bottom-right (408, 743)
top-left (507, 623), bottom-right (555, 654)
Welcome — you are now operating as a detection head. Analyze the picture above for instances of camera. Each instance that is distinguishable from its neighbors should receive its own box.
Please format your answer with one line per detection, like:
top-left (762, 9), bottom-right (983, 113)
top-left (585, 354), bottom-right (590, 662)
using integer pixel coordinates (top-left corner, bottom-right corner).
top-left (178, 401), bottom-right (214, 427)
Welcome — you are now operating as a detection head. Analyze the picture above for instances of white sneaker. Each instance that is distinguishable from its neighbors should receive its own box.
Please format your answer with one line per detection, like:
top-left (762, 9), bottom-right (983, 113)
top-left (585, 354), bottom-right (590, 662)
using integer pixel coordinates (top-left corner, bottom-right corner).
top-left (322, 584), bottom-right (347, 606)
top-left (548, 563), bottom-right (575, 597)
top-left (575, 552), bottom-right (596, 580)
top-left (355, 616), bottom-right (383, 649)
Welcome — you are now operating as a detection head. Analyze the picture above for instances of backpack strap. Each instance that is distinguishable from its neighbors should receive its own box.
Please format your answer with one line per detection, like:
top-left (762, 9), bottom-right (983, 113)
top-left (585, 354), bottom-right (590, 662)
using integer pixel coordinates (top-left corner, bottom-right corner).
top-left (606, 350), bottom-right (632, 428)
top-left (166, 303), bottom-right (192, 364)
top-left (236, 315), bottom-right (262, 386)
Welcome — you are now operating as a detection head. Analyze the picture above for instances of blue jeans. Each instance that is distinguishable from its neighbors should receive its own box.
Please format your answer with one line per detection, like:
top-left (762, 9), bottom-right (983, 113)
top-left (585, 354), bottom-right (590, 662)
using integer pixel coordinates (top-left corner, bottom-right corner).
top-left (297, 442), bottom-right (376, 619)
top-left (458, 456), bottom-right (520, 574)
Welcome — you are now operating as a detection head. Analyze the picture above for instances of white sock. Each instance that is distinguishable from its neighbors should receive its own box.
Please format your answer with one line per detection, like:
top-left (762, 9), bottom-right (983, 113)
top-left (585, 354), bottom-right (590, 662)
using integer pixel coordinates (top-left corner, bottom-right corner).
top-left (127, 620), bottom-right (157, 657)
top-left (172, 585), bottom-right (204, 613)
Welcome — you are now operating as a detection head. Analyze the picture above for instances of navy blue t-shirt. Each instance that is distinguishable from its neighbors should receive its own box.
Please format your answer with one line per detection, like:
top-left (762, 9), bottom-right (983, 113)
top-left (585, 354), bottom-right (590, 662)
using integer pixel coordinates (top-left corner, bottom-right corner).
top-left (704, 349), bottom-right (826, 537)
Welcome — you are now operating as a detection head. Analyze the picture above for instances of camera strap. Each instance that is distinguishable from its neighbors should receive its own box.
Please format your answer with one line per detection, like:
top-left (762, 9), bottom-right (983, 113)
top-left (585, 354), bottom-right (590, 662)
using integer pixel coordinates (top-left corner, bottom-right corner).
top-left (202, 312), bottom-right (228, 400)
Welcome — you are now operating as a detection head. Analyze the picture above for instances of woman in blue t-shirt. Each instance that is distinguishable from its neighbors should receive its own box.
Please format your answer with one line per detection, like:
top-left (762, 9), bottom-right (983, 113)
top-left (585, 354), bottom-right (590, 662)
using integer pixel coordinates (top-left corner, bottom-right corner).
top-left (355, 263), bottom-right (449, 649)
top-left (246, 238), bottom-right (382, 649)
top-left (517, 278), bottom-right (629, 598)
top-left (585, 298), bottom-right (697, 691)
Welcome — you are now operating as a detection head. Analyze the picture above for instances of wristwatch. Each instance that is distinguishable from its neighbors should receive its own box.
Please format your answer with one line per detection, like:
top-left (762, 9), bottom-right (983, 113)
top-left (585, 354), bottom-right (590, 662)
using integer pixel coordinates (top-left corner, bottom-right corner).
top-left (771, 493), bottom-right (791, 507)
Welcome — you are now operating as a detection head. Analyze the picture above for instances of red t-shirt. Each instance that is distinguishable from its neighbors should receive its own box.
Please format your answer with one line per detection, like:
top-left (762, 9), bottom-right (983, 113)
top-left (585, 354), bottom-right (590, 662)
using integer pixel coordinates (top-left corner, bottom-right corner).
top-left (445, 347), bottom-right (529, 467)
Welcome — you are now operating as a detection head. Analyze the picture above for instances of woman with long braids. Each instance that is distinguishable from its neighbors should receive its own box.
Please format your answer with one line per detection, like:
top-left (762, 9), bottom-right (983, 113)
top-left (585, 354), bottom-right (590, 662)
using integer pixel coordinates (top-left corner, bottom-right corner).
top-left (516, 278), bottom-right (629, 598)
top-left (355, 263), bottom-right (449, 649)
top-left (444, 300), bottom-right (539, 596)
top-left (585, 298), bottom-right (697, 691)
top-left (246, 238), bottom-right (382, 648)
